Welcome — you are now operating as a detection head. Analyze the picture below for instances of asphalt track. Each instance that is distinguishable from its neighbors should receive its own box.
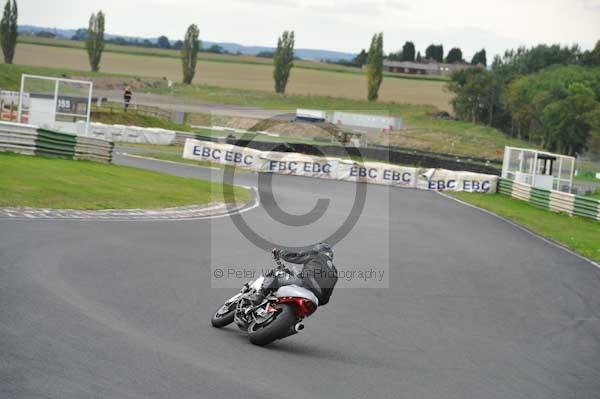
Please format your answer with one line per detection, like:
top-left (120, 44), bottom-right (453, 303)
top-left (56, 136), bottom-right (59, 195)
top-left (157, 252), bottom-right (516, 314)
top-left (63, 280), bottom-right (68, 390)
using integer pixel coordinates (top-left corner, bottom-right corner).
top-left (2, 154), bottom-right (600, 399)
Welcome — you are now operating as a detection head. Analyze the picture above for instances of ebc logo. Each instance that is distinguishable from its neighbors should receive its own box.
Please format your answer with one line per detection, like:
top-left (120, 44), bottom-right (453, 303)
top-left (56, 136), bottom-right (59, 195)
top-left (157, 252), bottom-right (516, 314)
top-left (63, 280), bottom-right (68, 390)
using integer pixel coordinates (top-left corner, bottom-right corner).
top-left (350, 167), bottom-right (378, 179)
top-left (428, 180), bottom-right (456, 190)
top-left (303, 162), bottom-right (331, 174)
top-left (383, 170), bottom-right (412, 183)
top-left (463, 180), bottom-right (490, 192)
top-left (193, 146), bottom-right (252, 165)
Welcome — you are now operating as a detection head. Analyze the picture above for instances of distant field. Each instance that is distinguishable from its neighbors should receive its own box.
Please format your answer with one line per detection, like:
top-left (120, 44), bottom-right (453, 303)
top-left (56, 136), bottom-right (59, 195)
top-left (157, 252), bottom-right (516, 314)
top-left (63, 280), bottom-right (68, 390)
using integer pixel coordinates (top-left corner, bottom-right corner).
top-left (9, 41), bottom-right (453, 111)
top-left (18, 36), bottom-right (449, 82)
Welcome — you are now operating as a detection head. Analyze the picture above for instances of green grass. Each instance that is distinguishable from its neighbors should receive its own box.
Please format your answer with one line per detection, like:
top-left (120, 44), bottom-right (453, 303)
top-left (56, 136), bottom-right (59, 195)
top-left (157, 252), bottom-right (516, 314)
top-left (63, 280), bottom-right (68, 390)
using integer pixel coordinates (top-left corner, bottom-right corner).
top-left (0, 152), bottom-right (249, 209)
top-left (451, 192), bottom-right (600, 263)
top-left (151, 83), bottom-right (537, 159)
top-left (90, 106), bottom-right (196, 132)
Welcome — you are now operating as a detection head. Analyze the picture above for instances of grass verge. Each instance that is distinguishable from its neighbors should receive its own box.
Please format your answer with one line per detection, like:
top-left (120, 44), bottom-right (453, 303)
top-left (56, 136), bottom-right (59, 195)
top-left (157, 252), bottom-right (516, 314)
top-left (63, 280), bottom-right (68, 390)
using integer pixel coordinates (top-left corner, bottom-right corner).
top-left (0, 152), bottom-right (249, 209)
top-left (90, 106), bottom-right (196, 132)
top-left (152, 83), bottom-right (537, 159)
top-left (450, 192), bottom-right (600, 263)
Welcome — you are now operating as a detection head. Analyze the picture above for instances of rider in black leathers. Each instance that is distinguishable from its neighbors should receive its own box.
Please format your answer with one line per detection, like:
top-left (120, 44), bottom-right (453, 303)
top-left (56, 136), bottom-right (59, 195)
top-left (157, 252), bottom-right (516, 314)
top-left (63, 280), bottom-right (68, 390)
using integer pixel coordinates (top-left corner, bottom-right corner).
top-left (254, 243), bottom-right (338, 306)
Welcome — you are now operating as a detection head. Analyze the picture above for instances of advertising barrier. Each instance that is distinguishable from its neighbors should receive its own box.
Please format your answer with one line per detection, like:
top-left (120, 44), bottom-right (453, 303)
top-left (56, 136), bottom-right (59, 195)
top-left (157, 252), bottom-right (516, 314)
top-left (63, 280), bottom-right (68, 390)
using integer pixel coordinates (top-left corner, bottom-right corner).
top-left (183, 139), bottom-right (497, 193)
top-left (498, 178), bottom-right (600, 221)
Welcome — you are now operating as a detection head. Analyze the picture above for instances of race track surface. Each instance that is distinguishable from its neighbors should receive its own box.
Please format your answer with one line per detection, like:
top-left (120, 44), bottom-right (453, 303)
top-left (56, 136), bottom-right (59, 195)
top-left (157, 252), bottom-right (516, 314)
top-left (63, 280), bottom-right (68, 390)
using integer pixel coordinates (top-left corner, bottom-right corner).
top-left (2, 155), bottom-right (600, 399)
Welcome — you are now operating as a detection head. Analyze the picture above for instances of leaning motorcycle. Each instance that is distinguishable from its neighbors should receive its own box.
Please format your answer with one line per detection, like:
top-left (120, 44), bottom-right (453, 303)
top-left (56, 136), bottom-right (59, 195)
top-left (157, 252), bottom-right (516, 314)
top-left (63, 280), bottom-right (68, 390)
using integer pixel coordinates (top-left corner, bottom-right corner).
top-left (211, 253), bottom-right (319, 346)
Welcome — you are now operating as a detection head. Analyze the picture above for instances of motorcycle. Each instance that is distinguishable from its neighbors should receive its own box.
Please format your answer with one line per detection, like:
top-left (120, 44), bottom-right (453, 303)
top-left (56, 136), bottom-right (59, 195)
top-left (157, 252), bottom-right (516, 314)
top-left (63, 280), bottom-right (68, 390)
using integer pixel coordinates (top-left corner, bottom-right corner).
top-left (211, 253), bottom-right (319, 346)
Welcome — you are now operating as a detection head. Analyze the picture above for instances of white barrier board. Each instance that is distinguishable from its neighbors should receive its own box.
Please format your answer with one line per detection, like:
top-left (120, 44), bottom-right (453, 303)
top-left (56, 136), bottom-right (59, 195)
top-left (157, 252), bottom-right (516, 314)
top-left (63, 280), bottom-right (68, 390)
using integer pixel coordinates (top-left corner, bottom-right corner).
top-left (416, 168), bottom-right (497, 193)
top-left (183, 139), bottom-right (497, 193)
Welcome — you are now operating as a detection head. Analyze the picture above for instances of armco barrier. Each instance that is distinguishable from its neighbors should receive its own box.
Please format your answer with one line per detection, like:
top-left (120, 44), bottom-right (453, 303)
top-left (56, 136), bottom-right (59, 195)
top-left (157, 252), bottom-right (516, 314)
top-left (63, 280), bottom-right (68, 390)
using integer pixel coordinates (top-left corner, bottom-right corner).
top-left (498, 178), bottom-right (600, 221)
top-left (0, 121), bottom-right (113, 163)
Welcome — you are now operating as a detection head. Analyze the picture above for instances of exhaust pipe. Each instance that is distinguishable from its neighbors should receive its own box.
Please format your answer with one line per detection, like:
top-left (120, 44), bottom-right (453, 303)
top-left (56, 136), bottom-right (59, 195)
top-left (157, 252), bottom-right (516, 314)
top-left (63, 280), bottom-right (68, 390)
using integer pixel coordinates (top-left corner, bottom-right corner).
top-left (294, 322), bottom-right (304, 332)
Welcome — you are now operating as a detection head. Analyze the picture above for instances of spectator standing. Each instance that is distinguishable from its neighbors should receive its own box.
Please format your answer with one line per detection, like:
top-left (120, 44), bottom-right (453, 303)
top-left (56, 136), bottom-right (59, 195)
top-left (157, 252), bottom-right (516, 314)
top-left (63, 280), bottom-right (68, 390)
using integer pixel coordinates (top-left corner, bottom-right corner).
top-left (123, 86), bottom-right (132, 111)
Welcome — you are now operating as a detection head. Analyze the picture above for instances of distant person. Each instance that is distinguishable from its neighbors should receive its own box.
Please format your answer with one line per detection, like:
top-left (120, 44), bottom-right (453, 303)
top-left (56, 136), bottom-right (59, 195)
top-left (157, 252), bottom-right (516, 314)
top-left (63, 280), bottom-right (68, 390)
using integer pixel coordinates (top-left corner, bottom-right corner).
top-left (123, 86), bottom-right (132, 112)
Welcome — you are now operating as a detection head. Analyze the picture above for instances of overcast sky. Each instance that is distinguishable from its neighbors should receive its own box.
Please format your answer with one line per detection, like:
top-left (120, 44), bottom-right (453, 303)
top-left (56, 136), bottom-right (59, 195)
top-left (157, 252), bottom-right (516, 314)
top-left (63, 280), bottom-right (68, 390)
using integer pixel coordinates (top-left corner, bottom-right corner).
top-left (18, 0), bottom-right (600, 59)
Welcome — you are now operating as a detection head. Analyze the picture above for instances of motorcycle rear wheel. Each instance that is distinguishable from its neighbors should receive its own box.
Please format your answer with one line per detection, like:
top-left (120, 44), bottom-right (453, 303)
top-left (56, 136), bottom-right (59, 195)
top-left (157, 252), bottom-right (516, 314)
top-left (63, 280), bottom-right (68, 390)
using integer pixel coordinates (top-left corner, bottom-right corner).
top-left (247, 304), bottom-right (296, 346)
top-left (211, 303), bottom-right (235, 328)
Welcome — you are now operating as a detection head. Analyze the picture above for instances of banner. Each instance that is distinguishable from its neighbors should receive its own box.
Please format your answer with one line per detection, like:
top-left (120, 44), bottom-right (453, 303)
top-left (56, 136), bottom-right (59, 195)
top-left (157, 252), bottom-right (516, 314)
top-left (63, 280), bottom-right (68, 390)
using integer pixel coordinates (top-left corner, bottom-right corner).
top-left (337, 161), bottom-right (417, 188)
top-left (416, 169), bottom-right (497, 193)
top-left (183, 139), bottom-right (498, 193)
top-left (257, 151), bottom-right (339, 180)
top-left (183, 139), bottom-right (262, 169)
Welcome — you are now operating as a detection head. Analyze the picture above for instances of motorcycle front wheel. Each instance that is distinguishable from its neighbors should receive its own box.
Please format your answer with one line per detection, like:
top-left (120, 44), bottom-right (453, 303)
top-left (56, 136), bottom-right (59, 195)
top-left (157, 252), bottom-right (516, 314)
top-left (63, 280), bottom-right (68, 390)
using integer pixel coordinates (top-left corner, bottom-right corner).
top-left (211, 303), bottom-right (235, 328)
top-left (247, 304), bottom-right (296, 346)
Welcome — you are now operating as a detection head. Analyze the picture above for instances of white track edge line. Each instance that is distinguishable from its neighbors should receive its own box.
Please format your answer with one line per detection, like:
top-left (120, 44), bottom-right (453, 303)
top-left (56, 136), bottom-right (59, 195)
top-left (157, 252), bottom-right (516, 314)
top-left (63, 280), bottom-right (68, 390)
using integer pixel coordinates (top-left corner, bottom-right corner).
top-left (437, 191), bottom-right (600, 270)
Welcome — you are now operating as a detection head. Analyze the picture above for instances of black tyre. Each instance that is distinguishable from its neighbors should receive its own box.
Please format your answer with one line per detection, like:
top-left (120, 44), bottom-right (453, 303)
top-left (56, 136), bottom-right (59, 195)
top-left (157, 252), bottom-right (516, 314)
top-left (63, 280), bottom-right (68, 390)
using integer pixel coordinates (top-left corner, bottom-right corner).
top-left (211, 303), bottom-right (235, 328)
top-left (248, 304), bottom-right (297, 346)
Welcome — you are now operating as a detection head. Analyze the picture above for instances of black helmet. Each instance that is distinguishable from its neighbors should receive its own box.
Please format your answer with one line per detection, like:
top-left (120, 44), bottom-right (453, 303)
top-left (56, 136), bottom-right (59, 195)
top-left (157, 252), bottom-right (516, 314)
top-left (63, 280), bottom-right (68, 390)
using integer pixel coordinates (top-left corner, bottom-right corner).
top-left (314, 242), bottom-right (333, 260)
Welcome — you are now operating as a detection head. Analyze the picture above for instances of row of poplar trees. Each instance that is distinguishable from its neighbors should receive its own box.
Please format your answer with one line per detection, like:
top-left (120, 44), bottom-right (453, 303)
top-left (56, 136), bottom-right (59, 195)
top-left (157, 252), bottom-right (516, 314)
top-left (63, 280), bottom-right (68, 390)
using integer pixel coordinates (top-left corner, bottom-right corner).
top-left (272, 30), bottom-right (385, 102)
top-left (1, 1), bottom-right (385, 102)
top-left (84, 10), bottom-right (200, 84)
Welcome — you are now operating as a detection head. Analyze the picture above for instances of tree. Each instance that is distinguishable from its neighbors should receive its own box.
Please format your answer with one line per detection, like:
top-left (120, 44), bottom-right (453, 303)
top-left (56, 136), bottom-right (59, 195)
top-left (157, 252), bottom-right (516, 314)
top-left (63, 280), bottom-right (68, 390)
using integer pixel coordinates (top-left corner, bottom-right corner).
top-left (588, 40), bottom-right (600, 66)
top-left (36, 31), bottom-right (55, 38)
top-left (445, 47), bottom-right (463, 63)
top-left (172, 40), bottom-right (183, 50)
top-left (471, 49), bottom-right (487, 66)
top-left (366, 32), bottom-right (384, 101)
top-left (416, 51), bottom-right (422, 62)
top-left (157, 35), bottom-right (170, 49)
top-left (257, 50), bottom-right (274, 58)
top-left (0, 0), bottom-right (18, 64)
top-left (354, 49), bottom-right (367, 67)
top-left (85, 10), bottom-right (105, 72)
top-left (401, 41), bottom-right (415, 62)
top-left (71, 28), bottom-right (87, 41)
top-left (181, 24), bottom-right (200, 84)
top-left (387, 50), bottom-right (402, 61)
top-left (503, 66), bottom-right (600, 154)
top-left (273, 30), bottom-right (295, 94)
top-left (425, 44), bottom-right (443, 62)
top-left (206, 44), bottom-right (224, 54)
top-left (497, 44), bottom-right (581, 75)
top-left (448, 67), bottom-right (498, 124)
